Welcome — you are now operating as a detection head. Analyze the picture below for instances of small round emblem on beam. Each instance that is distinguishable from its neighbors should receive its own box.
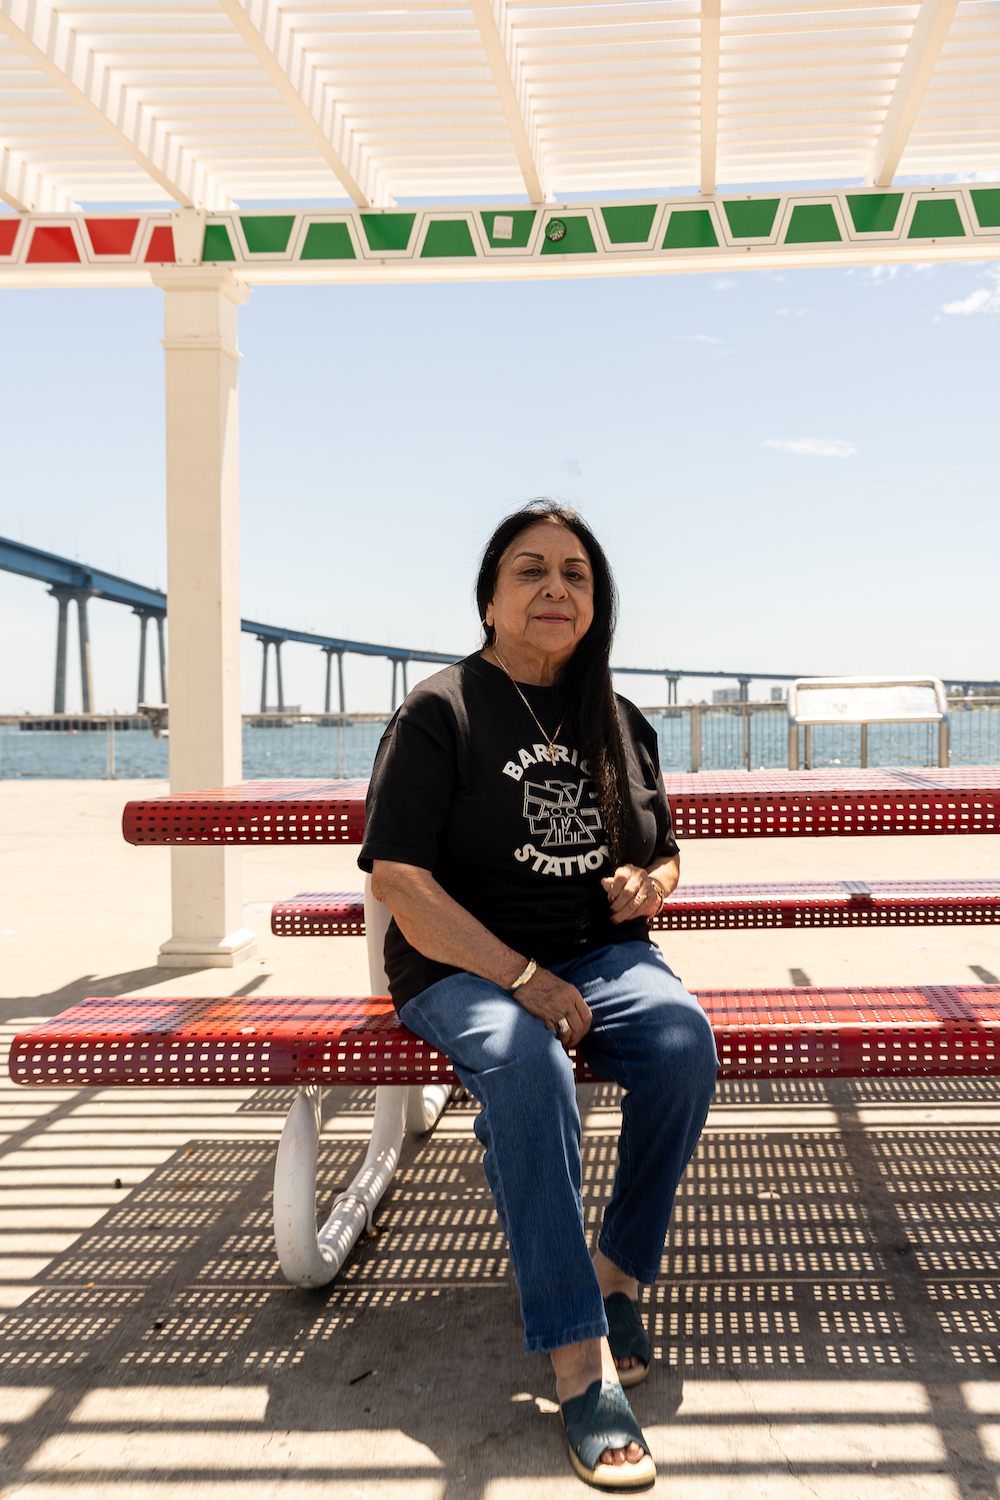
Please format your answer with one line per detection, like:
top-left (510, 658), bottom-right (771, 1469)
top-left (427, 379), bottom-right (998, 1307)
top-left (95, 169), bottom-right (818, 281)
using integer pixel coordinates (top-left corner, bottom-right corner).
top-left (545, 218), bottom-right (568, 242)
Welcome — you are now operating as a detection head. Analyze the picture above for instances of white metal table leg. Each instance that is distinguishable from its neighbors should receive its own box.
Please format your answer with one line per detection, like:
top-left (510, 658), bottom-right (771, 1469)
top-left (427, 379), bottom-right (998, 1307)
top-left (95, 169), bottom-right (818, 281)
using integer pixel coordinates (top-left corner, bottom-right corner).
top-left (273, 1083), bottom-right (406, 1288)
top-left (405, 1081), bottom-right (455, 1133)
top-left (271, 877), bottom-right (456, 1288)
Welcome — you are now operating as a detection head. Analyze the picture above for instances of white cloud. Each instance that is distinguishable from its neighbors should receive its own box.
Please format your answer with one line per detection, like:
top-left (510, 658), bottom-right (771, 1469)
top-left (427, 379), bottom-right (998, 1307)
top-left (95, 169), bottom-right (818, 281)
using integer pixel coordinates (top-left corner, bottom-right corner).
top-left (712, 278), bottom-right (735, 291)
top-left (764, 438), bottom-right (857, 458)
top-left (673, 333), bottom-right (723, 344)
top-left (940, 269), bottom-right (1000, 316)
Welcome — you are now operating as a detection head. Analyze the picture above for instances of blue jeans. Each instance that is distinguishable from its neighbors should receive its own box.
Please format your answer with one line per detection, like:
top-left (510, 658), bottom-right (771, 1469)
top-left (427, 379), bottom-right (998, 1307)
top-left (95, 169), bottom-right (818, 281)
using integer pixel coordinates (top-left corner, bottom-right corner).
top-left (398, 940), bottom-right (718, 1355)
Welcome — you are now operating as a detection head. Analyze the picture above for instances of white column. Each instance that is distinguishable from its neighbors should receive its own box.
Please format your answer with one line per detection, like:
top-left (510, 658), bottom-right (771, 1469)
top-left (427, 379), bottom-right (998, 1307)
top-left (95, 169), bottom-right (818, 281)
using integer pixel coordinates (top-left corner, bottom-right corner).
top-left (151, 266), bottom-right (257, 969)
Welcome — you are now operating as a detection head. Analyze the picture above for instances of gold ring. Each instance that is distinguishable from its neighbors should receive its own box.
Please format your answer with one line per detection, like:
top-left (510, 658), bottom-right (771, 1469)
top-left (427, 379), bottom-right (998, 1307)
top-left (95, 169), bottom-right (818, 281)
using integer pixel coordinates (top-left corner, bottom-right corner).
top-left (556, 1017), bottom-right (570, 1036)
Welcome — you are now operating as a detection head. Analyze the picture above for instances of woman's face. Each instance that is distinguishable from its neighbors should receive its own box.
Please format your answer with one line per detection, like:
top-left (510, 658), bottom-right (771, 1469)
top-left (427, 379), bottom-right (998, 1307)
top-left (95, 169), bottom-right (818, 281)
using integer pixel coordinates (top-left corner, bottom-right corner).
top-left (486, 521), bottom-right (595, 669)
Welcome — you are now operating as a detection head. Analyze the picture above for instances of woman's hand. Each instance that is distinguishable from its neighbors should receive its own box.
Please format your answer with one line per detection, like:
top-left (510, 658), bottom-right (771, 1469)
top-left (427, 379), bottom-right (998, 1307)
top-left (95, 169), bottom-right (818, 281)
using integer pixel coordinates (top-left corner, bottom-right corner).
top-left (602, 862), bottom-right (674, 924)
top-left (514, 968), bottom-right (592, 1049)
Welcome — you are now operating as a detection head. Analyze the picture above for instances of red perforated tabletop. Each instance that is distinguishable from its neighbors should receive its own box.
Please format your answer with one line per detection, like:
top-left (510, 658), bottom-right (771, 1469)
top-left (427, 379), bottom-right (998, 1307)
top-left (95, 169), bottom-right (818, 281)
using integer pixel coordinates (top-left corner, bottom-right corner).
top-left (10, 986), bottom-right (1000, 1086)
top-left (122, 768), bottom-right (1000, 845)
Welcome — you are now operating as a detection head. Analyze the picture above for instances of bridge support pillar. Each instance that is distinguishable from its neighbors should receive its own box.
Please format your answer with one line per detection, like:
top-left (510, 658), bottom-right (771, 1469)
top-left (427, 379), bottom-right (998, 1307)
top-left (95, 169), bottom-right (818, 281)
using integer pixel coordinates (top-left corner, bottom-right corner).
top-left (76, 591), bottom-right (96, 713)
top-left (137, 612), bottom-right (149, 706)
top-left (259, 638), bottom-right (270, 713)
top-left (50, 589), bottom-right (73, 713)
top-left (274, 640), bottom-right (285, 712)
top-left (153, 267), bottom-right (256, 969)
top-left (155, 614), bottom-right (167, 701)
top-left (322, 648), bottom-right (346, 714)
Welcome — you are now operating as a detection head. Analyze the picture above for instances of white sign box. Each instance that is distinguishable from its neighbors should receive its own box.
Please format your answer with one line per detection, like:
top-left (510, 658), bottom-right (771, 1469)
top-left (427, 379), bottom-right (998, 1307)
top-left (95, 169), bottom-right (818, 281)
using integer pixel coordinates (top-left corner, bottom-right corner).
top-left (790, 679), bottom-right (947, 726)
top-left (786, 677), bottom-right (949, 769)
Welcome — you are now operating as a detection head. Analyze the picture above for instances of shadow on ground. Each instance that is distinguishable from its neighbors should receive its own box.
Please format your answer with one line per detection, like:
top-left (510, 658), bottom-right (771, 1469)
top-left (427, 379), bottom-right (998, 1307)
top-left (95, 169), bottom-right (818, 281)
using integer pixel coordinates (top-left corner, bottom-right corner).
top-left (2, 1080), bottom-right (1000, 1496)
top-left (0, 967), bottom-right (217, 1025)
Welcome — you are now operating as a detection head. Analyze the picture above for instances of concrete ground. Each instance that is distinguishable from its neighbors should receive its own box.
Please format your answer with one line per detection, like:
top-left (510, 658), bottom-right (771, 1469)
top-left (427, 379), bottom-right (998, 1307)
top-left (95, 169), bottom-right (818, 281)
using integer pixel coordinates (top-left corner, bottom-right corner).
top-left (2, 778), bottom-right (1000, 1499)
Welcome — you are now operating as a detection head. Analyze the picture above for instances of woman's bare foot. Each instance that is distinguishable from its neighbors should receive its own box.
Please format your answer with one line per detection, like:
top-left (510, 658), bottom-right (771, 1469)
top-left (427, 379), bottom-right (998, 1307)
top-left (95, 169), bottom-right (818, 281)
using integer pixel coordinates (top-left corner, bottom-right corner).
top-left (592, 1248), bottom-right (643, 1378)
top-left (550, 1337), bottom-right (646, 1468)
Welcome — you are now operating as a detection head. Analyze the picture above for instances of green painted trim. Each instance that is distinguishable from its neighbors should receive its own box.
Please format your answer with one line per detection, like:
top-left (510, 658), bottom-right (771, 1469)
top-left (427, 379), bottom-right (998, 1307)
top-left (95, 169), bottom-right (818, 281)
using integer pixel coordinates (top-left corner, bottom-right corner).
top-left (540, 216), bottom-right (596, 255)
top-left (662, 209), bottom-right (718, 249)
top-left (723, 198), bottom-right (780, 238)
top-left (202, 223), bottom-right (236, 262)
top-left (12, 190), bottom-right (996, 286)
top-left (971, 187), bottom-right (1000, 229)
top-left (421, 220), bottom-right (477, 258)
top-left (300, 222), bottom-right (356, 260)
top-left (602, 204), bottom-right (656, 244)
top-left (785, 203), bottom-right (841, 244)
top-left (479, 210), bottom-right (537, 248)
top-left (908, 199), bottom-right (965, 239)
top-left (846, 193), bottom-right (903, 234)
top-left (240, 215), bottom-right (295, 253)
top-left (360, 213), bottom-right (416, 252)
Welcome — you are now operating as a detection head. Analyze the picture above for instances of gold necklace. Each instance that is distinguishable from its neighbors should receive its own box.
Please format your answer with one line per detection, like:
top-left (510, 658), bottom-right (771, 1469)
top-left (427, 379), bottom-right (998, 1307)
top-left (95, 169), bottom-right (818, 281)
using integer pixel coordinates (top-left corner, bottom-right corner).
top-left (490, 645), bottom-right (567, 766)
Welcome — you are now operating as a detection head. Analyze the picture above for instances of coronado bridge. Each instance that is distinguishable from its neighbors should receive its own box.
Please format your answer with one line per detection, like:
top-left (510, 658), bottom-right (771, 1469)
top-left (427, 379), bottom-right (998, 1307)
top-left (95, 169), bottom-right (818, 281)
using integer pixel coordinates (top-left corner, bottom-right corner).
top-left (3, 536), bottom-right (997, 713)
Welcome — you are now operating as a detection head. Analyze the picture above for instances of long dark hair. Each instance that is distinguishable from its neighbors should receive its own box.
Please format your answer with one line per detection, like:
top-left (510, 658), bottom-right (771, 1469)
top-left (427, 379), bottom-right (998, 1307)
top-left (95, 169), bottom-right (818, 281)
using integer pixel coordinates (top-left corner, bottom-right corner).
top-left (475, 500), bottom-right (631, 864)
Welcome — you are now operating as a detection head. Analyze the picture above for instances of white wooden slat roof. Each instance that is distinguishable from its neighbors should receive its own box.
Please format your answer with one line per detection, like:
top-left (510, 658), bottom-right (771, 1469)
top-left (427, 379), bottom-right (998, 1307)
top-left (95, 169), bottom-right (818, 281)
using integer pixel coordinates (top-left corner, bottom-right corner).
top-left (0, 0), bottom-right (996, 211)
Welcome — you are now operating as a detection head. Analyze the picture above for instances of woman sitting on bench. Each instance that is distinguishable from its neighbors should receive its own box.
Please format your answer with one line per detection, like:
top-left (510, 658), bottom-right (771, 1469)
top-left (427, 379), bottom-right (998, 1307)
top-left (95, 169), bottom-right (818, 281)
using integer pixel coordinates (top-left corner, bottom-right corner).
top-left (360, 501), bottom-right (718, 1491)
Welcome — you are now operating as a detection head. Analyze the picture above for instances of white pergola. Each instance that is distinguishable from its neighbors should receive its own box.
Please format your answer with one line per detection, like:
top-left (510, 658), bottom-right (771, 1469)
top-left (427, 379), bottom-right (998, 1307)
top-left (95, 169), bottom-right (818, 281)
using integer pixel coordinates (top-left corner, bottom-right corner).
top-left (1, 0), bottom-right (996, 965)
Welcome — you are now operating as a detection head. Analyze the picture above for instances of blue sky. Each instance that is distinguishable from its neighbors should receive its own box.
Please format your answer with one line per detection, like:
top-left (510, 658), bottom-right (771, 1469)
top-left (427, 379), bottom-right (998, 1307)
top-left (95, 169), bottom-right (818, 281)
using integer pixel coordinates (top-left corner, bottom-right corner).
top-left (0, 250), bottom-right (997, 714)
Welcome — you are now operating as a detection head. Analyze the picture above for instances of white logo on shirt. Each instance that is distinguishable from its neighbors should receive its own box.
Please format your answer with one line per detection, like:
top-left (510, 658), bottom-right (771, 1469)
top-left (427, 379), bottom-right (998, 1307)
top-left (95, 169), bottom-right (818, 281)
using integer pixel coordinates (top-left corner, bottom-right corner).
top-left (514, 843), bottom-right (610, 876)
top-left (522, 779), bottom-right (602, 847)
top-left (502, 744), bottom-right (590, 780)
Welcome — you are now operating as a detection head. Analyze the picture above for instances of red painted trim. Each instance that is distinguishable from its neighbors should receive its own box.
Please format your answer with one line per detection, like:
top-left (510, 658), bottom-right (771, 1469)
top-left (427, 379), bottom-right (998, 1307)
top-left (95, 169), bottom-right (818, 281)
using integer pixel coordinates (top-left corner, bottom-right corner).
top-left (144, 225), bottom-right (175, 263)
top-left (85, 218), bottom-right (139, 255)
top-left (0, 219), bottom-right (19, 257)
top-left (25, 225), bottom-right (79, 263)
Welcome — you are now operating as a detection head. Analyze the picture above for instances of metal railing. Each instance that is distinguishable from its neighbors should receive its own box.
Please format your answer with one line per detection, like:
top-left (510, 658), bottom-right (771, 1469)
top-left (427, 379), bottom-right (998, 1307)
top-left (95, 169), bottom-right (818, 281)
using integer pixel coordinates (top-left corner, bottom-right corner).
top-left (0, 716), bottom-right (168, 779)
top-left (3, 700), bottom-right (999, 779)
top-left (241, 713), bottom-right (391, 780)
top-left (645, 699), bottom-right (1000, 773)
top-left (0, 712), bottom-right (393, 780)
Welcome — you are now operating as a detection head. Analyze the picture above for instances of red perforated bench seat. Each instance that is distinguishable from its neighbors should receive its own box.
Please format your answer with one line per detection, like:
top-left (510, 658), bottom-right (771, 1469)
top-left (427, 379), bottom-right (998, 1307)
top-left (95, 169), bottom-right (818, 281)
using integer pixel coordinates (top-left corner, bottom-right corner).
top-left (271, 881), bottom-right (1000, 937)
top-left (10, 987), bottom-right (1000, 1088)
top-left (121, 768), bottom-right (1000, 845)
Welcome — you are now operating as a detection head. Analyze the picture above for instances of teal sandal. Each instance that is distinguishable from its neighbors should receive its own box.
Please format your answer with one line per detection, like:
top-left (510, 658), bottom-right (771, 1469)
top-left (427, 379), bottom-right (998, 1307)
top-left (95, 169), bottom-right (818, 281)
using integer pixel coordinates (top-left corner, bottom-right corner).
top-left (560, 1378), bottom-right (656, 1491)
top-left (604, 1292), bottom-right (651, 1388)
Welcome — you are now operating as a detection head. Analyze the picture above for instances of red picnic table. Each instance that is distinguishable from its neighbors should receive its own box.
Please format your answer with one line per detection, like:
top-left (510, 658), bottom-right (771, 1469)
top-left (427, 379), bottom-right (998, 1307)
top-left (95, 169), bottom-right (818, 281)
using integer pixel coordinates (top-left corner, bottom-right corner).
top-left (11, 765), bottom-right (999, 1291)
top-left (120, 767), bottom-right (1000, 846)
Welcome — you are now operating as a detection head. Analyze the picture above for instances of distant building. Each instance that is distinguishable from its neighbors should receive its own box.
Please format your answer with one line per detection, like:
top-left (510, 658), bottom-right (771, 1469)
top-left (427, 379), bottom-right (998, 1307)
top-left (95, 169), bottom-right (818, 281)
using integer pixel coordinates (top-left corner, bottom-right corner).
top-left (712, 689), bottom-right (741, 704)
top-left (771, 686), bottom-right (787, 702)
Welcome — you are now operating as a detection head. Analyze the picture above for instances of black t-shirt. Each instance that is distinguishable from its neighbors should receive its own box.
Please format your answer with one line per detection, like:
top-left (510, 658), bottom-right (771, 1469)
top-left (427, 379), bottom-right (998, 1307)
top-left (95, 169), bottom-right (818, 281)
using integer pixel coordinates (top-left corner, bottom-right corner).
top-left (358, 653), bottom-right (678, 1009)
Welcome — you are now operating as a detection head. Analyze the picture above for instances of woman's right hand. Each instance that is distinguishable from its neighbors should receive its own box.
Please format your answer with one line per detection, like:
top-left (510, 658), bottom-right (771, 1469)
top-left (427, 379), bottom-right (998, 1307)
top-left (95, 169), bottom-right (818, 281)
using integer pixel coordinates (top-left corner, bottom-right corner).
top-left (514, 968), bottom-right (592, 1049)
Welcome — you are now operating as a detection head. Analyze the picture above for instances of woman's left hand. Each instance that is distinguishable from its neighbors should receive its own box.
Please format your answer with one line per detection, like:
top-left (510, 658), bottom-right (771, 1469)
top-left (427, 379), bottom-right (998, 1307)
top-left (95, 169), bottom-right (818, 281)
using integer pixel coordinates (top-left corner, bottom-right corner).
top-left (602, 863), bottom-right (668, 924)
